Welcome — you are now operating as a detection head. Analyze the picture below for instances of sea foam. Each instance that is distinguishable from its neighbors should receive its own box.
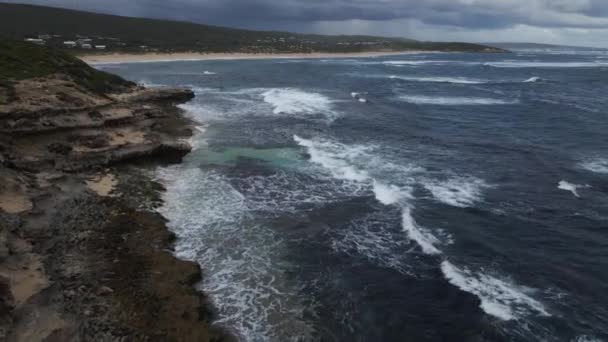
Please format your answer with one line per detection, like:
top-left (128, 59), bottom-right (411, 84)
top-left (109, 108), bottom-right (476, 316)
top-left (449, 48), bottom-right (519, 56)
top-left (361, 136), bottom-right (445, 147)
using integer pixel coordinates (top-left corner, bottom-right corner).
top-left (401, 207), bottom-right (442, 255)
top-left (389, 75), bottom-right (486, 84)
top-left (580, 158), bottom-right (608, 174)
top-left (558, 180), bottom-right (589, 198)
top-left (399, 95), bottom-right (518, 106)
top-left (486, 61), bottom-right (608, 68)
top-left (440, 261), bottom-right (550, 321)
top-left (423, 176), bottom-right (489, 208)
top-left (157, 167), bottom-right (315, 341)
top-left (294, 135), bottom-right (549, 322)
top-left (262, 88), bottom-right (336, 120)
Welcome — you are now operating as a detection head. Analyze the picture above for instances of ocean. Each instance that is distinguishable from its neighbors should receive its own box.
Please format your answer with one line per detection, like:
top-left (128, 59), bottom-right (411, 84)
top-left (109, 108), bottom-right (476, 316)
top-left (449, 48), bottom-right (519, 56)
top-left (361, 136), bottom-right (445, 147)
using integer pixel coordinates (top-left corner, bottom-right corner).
top-left (98, 48), bottom-right (608, 342)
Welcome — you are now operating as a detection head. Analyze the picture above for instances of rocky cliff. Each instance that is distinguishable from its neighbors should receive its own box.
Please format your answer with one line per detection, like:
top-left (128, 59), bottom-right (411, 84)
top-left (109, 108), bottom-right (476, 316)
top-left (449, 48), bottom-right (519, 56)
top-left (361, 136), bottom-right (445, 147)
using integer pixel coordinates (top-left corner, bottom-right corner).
top-left (0, 41), bottom-right (229, 341)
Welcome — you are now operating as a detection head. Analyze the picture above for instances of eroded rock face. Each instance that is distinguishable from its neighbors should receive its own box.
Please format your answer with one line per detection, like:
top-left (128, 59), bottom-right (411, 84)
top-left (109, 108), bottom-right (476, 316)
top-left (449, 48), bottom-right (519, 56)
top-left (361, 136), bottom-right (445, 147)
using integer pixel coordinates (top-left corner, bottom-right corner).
top-left (0, 75), bottom-right (195, 172)
top-left (0, 75), bottom-right (233, 341)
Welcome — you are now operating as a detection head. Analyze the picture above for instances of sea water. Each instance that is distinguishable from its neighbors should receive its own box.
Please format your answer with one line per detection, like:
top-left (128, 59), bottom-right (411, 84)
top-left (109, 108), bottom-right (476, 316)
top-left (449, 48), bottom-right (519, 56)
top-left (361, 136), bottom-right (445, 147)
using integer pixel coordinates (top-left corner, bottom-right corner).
top-left (98, 48), bottom-right (608, 342)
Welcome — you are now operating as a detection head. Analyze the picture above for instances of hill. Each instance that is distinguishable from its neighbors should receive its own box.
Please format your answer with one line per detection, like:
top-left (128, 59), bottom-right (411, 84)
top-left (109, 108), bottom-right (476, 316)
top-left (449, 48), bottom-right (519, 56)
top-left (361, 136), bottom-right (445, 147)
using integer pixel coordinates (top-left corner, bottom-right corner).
top-left (0, 39), bottom-right (133, 99)
top-left (0, 3), bottom-right (504, 54)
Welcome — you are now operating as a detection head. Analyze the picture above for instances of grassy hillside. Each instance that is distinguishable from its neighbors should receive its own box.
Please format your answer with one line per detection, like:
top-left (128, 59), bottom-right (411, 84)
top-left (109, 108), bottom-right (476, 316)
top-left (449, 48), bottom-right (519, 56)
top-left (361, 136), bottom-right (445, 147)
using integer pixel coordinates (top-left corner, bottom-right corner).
top-left (0, 3), bottom-right (503, 54)
top-left (0, 39), bottom-right (133, 100)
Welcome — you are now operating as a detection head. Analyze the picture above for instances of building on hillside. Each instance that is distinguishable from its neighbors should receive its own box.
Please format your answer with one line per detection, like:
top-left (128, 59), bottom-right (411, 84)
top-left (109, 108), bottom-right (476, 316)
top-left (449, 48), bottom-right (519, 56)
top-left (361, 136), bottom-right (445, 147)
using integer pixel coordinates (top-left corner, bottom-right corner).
top-left (95, 45), bottom-right (107, 50)
top-left (63, 41), bottom-right (77, 48)
top-left (81, 44), bottom-right (92, 49)
top-left (25, 38), bottom-right (45, 45)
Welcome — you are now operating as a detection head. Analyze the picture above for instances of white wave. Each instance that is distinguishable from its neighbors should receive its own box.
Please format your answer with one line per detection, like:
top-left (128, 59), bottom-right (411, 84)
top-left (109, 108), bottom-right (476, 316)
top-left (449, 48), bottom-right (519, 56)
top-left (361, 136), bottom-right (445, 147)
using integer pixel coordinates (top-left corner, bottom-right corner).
top-left (262, 88), bottom-right (335, 119)
top-left (294, 135), bottom-right (445, 256)
top-left (558, 180), bottom-right (589, 198)
top-left (294, 135), bottom-right (370, 182)
top-left (523, 76), bottom-right (542, 83)
top-left (350, 91), bottom-right (368, 103)
top-left (373, 181), bottom-right (411, 205)
top-left (486, 61), bottom-right (608, 68)
top-left (294, 135), bottom-right (549, 323)
top-left (389, 75), bottom-right (486, 84)
top-left (440, 261), bottom-right (550, 321)
top-left (179, 87), bottom-right (339, 122)
top-left (156, 167), bottom-right (315, 341)
top-left (399, 95), bottom-right (518, 106)
top-left (580, 158), bottom-right (608, 174)
top-left (402, 207), bottom-right (441, 255)
top-left (423, 176), bottom-right (489, 208)
top-left (382, 60), bottom-right (475, 66)
top-left (203, 71), bottom-right (217, 75)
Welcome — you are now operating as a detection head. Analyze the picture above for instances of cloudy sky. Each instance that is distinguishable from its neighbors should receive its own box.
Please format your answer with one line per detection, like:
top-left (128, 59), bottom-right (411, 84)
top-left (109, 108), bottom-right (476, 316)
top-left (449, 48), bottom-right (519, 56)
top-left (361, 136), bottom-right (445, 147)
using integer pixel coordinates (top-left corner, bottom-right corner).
top-left (5, 0), bottom-right (608, 47)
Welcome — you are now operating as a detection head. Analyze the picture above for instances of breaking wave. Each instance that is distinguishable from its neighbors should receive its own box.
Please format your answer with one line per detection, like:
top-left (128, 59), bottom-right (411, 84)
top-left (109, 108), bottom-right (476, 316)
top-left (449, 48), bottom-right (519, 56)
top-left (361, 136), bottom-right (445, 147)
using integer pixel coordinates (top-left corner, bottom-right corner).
top-left (156, 167), bottom-right (315, 341)
top-left (486, 61), bottom-right (608, 68)
top-left (262, 88), bottom-right (337, 120)
top-left (422, 176), bottom-right (490, 208)
top-left (440, 261), bottom-right (550, 321)
top-left (398, 95), bottom-right (518, 105)
top-left (389, 75), bottom-right (486, 84)
top-left (580, 158), bottom-right (608, 174)
top-left (178, 87), bottom-right (338, 121)
top-left (294, 135), bottom-right (549, 322)
top-left (558, 180), bottom-right (589, 198)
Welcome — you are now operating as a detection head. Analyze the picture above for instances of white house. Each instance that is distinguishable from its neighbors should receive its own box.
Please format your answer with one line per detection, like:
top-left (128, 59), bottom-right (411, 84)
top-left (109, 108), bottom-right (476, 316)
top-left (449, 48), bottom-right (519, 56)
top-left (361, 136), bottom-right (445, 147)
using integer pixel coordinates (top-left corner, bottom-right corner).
top-left (25, 38), bottom-right (45, 45)
top-left (94, 45), bottom-right (107, 50)
top-left (81, 44), bottom-right (92, 49)
top-left (63, 41), bottom-right (77, 48)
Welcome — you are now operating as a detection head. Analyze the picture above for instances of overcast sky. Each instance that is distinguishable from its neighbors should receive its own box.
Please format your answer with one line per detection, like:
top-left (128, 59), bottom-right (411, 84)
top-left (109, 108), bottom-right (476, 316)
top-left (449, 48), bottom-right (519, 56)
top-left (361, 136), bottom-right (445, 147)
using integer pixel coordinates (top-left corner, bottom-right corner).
top-left (4, 0), bottom-right (608, 47)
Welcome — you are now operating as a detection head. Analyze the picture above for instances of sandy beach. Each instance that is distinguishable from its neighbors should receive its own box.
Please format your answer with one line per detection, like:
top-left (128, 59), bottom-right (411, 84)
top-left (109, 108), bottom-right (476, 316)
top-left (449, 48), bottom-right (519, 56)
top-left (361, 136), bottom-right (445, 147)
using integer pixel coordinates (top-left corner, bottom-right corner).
top-left (80, 50), bottom-right (435, 64)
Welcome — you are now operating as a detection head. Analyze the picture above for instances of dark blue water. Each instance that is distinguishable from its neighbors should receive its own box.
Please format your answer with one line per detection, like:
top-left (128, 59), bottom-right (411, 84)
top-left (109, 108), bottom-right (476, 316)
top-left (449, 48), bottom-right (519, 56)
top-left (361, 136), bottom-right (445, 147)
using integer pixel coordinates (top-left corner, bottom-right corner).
top-left (99, 49), bottom-right (608, 342)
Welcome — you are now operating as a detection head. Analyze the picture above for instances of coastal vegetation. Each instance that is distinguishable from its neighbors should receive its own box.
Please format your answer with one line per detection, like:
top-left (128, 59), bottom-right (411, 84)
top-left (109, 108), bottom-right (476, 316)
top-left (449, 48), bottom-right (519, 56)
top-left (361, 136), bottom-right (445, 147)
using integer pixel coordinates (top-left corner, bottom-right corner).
top-left (0, 39), bottom-right (133, 96)
top-left (0, 3), bottom-right (504, 54)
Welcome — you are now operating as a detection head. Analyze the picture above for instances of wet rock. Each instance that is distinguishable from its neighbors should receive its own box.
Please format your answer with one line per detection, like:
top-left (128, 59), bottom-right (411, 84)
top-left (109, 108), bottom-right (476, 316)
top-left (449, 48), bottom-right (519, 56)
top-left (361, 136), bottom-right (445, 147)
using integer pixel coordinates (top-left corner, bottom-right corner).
top-left (97, 286), bottom-right (114, 296)
top-left (48, 143), bottom-right (73, 155)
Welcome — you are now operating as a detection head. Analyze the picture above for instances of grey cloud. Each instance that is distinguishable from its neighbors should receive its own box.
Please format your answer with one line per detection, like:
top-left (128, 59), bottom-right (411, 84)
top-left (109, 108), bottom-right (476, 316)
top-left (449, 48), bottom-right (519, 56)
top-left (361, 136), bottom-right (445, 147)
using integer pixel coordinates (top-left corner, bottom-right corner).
top-left (6, 0), bottom-right (608, 29)
top-left (4, 0), bottom-right (608, 47)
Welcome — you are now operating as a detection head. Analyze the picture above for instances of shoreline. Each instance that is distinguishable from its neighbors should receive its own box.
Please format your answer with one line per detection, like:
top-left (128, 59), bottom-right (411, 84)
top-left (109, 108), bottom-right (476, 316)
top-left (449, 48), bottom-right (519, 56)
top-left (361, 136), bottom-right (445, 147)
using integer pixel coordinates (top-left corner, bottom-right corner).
top-left (80, 50), bottom-right (437, 64)
top-left (0, 76), bottom-right (232, 340)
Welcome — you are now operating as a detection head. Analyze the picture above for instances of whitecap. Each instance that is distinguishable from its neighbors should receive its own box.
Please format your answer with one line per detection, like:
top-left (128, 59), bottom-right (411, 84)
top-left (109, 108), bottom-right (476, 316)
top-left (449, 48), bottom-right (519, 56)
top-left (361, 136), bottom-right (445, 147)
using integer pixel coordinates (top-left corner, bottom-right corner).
top-left (558, 180), bottom-right (589, 198)
top-left (580, 158), bottom-right (608, 174)
top-left (262, 88), bottom-right (336, 119)
top-left (294, 135), bottom-right (371, 183)
top-left (401, 207), bottom-right (442, 255)
top-left (389, 75), bottom-right (486, 84)
top-left (373, 181), bottom-right (411, 205)
top-left (382, 60), bottom-right (475, 66)
top-left (440, 261), bottom-right (550, 321)
top-left (399, 95), bottom-right (518, 106)
top-left (523, 76), bottom-right (542, 83)
top-left (486, 61), bottom-right (608, 68)
top-left (203, 71), bottom-right (217, 75)
top-left (423, 176), bottom-right (489, 208)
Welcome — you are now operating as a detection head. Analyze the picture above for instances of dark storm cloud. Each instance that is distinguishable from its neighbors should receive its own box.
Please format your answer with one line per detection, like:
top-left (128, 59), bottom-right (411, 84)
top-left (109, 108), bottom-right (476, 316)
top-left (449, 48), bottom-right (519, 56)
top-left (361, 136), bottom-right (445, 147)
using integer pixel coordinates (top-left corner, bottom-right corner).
top-left (5, 0), bottom-right (608, 30)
